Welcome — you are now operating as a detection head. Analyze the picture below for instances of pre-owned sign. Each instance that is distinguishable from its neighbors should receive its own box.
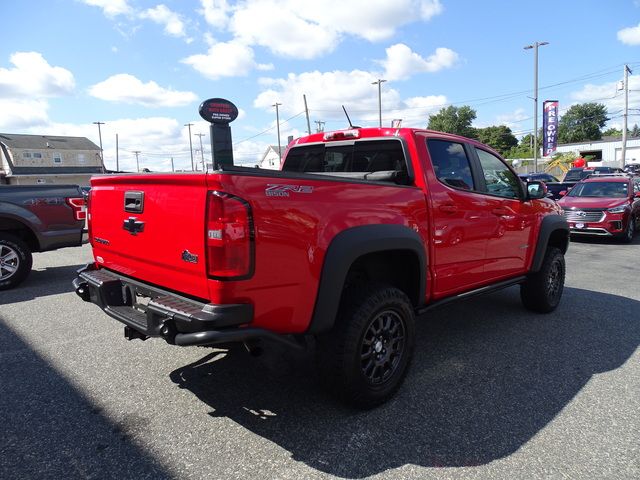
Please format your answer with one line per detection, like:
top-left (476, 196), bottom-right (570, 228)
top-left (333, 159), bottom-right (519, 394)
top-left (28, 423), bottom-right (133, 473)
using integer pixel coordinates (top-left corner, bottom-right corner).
top-left (198, 98), bottom-right (239, 124)
top-left (542, 100), bottom-right (559, 157)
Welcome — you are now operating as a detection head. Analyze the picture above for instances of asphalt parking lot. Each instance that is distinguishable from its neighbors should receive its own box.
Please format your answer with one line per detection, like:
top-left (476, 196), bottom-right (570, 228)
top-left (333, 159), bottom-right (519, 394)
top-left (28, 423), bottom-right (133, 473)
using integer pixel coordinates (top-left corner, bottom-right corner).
top-left (1, 239), bottom-right (639, 480)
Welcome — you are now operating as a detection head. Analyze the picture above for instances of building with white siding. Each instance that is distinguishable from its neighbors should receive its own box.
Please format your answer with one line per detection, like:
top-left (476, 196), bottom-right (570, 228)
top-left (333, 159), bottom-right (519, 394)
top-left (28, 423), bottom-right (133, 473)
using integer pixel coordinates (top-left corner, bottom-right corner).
top-left (553, 136), bottom-right (640, 166)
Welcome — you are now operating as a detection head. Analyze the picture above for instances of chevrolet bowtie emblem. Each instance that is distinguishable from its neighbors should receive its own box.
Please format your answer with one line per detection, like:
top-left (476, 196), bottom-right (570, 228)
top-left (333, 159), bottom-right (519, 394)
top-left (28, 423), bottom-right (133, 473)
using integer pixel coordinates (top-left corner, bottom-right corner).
top-left (123, 217), bottom-right (145, 235)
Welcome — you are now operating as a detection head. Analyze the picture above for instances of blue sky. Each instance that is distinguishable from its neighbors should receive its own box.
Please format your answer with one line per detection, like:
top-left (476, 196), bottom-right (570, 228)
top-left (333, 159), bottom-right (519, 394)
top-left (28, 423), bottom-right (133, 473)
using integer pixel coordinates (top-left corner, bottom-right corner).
top-left (1, 0), bottom-right (640, 171)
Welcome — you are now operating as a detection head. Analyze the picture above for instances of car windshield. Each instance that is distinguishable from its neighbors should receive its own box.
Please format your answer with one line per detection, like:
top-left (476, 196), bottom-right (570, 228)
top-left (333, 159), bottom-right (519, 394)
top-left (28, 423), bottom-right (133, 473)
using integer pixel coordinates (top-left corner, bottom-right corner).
top-left (564, 170), bottom-right (585, 181)
top-left (567, 181), bottom-right (628, 198)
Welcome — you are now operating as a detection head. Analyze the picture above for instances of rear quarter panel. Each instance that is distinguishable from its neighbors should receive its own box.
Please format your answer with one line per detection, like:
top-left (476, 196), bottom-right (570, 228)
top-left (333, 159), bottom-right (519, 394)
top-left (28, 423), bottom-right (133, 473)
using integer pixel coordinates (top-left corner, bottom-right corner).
top-left (207, 172), bottom-right (429, 333)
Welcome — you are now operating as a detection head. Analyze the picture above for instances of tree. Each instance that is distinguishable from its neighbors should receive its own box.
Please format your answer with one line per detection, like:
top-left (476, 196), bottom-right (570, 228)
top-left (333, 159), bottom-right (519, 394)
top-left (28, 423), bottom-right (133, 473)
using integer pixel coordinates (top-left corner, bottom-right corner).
top-left (427, 105), bottom-right (477, 138)
top-left (558, 102), bottom-right (609, 143)
top-left (632, 124), bottom-right (640, 137)
top-left (602, 127), bottom-right (622, 137)
top-left (476, 125), bottom-right (518, 156)
top-left (504, 133), bottom-right (534, 159)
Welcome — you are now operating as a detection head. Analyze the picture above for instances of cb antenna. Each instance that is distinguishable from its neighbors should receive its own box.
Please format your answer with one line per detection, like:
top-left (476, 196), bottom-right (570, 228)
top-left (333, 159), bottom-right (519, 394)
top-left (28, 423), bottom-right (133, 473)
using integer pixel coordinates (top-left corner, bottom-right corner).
top-left (341, 105), bottom-right (360, 129)
top-left (342, 105), bottom-right (354, 128)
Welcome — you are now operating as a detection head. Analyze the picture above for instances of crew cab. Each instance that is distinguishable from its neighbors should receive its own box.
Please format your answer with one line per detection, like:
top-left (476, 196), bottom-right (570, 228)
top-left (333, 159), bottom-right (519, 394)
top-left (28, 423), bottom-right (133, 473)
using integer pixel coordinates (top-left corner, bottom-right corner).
top-left (558, 174), bottom-right (640, 242)
top-left (1, 184), bottom-right (86, 289)
top-left (74, 127), bottom-right (569, 407)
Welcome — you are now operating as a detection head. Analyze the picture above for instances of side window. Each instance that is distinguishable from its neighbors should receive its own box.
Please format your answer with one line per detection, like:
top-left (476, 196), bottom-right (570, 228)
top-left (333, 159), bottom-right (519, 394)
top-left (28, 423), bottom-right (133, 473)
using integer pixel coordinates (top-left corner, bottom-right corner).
top-left (426, 139), bottom-right (474, 190)
top-left (475, 148), bottom-right (521, 199)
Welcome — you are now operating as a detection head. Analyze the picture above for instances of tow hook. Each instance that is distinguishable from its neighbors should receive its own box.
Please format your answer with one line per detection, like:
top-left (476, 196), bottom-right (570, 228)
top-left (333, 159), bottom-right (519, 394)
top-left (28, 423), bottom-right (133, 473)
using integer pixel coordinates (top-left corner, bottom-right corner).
top-left (159, 320), bottom-right (177, 345)
top-left (74, 281), bottom-right (91, 302)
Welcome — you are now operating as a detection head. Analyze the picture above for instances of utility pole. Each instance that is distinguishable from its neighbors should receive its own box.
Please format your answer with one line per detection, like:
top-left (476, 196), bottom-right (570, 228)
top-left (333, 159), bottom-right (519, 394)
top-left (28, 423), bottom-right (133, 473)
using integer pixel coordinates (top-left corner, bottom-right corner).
top-left (315, 120), bottom-right (325, 133)
top-left (524, 41), bottom-right (549, 173)
top-left (93, 121), bottom-right (105, 172)
top-left (171, 157), bottom-right (175, 172)
top-left (303, 94), bottom-right (311, 134)
top-left (133, 150), bottom-right (141, 172)
top-left (273, 103), bottom-right (282, 159)
top-left (621, 64), bottom-right (632, 169)
top-left (194, 133), bottom-right (206, 171)
top-left (372, 79), bottom-right (387, 127)
top-left (115, 133), bottom-right (119, 172)
top-left (184, 123), bottom-right (194, 171)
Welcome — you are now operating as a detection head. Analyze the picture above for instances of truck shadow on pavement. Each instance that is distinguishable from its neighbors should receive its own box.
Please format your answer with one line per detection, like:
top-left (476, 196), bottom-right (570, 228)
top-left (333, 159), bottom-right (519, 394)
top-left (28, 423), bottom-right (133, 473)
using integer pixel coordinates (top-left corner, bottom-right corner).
top-left (0, 264), bottom-right (84, 305)
top-left (169, 286), bottom-right (640, 478)
top-left (0, 319), bottom-right (172, 479)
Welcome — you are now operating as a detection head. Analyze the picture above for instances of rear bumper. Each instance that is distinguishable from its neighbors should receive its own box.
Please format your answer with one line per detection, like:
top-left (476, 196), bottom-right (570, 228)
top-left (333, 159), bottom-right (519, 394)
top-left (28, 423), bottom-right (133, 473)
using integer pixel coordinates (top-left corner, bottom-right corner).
top-left (73, 264), bottom-right (299, 348)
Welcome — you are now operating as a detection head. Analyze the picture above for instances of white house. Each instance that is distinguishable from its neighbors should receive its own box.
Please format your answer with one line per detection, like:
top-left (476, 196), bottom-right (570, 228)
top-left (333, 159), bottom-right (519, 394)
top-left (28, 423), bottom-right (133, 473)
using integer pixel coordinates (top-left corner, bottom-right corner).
top-left (0, 133), bottom-right (103, 185)
top-left (259, 145), bottom-right (284, 170)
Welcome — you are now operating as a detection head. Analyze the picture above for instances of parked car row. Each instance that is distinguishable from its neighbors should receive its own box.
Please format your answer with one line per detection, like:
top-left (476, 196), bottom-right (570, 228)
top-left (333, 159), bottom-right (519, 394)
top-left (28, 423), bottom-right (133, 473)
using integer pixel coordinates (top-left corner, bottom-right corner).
top-left (518, 166), bottom-right (640, 242)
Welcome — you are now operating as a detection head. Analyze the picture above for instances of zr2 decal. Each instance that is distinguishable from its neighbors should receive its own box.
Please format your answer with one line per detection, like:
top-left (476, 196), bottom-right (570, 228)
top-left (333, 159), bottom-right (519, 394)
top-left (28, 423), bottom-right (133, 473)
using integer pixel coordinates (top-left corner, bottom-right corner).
top-left (265, 184), bottom-right (314, 197)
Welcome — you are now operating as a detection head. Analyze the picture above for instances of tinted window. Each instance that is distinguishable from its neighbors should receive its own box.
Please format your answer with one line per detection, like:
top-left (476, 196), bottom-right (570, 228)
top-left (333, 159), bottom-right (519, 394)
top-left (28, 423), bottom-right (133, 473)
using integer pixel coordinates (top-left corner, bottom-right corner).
top-left (476, 148), bottom-right (521, 199)
top-left (427, 140), bottom-right (474, 190)
top-left (282, 140), bottom-right (407, 176)
top-left (564, 169), bottom-right (585, 181)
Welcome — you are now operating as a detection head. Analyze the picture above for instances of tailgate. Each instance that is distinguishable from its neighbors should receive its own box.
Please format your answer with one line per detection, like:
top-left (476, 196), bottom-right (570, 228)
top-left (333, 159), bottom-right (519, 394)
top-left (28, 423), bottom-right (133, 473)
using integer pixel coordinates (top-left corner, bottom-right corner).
top-left (89, 174), bottom-right (210, 299)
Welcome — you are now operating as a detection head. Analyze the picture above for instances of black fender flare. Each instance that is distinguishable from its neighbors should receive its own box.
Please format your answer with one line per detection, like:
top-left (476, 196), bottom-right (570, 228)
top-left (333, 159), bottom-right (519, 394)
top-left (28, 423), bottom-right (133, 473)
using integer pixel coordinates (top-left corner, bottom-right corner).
top-left (306, 224), bottom-right (427, 335)
top-left (530, 214), bottom-right (569, 273)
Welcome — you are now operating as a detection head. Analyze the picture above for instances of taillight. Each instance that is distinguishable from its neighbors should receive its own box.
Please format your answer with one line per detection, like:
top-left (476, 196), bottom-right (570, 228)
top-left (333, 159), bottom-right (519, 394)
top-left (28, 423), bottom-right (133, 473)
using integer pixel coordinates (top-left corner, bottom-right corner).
top-left (323, 129), bottom-right (360, 141)
top-left (206, 191), bottom-right (254, 279)
top-left (66, 197), bottom-right (86, 221)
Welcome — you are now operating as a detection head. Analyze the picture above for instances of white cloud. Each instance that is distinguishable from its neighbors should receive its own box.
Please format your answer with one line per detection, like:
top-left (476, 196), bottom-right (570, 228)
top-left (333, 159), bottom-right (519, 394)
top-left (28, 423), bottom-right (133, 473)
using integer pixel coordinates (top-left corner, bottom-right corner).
top-left (254, 69), bottom-right (448, 128)
top-left (299, 0), bottom-right (444, 42)
top-left (199, 0), bottom-right (230, 28)
top-left (196, 0), bottom-right (445, 60)
top-left (617, 23), bottom-right (640, 45)
top-left (0, 99), bottom-right (50, 130)
top-left (182, 41), bottom-right (272, 79)
top-left (230, 2), bottom-right (339, 59)
top-left (139, 4), bottom-right (188, 39)
top-left (88, 74), bottom-right (197, 107)
top-left (494, 108), bottom-right (530, 131)
top-left (381, 44), bottom-right (458, 81)
top-left (80, 0), bottom-right (133, 17)
top-left (569, 75), bottom-right (640, 126)
top-left (0, 52), bottom-right (75, 99)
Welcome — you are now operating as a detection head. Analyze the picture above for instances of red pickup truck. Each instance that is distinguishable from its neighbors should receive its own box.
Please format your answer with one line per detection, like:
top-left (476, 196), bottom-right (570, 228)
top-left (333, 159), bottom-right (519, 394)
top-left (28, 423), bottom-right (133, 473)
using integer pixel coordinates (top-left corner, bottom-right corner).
top-left (74, 127), bottom-right (569, 407)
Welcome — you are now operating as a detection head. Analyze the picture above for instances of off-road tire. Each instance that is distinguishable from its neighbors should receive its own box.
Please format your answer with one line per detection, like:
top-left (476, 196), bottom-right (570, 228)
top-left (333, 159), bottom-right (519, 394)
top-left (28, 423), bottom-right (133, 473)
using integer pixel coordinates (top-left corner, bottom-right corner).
top-left (520, 247), bottom-right (565, 313)
top-left (0, 233), bottom-right (33, 290)
top-left (316, 283), bottom-right (415, 409)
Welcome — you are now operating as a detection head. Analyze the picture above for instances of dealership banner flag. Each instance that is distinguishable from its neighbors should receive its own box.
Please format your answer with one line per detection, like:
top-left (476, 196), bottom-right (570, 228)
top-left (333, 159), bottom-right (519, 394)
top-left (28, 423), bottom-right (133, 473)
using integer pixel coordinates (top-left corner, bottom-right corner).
top-left (542, 100), bottom-right (559, 156)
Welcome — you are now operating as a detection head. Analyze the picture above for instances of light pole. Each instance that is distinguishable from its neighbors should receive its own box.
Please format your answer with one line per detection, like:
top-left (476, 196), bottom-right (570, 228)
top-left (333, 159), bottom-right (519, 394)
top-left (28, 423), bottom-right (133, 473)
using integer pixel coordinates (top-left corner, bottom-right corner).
top-left (524, 41), bottom-right (549, 173)
top-left (195, 133), bottom-right (206, 171)
top-left (273, 103), bottom-right (282, 159)
top-left (93, 121), bottom-right (105, 172)
top-left (184, 123), bottom-right (195, 171)
top-left (133, 150), bottom-right (141, 172)
top-left (372, 79), bottom-right (387, 127)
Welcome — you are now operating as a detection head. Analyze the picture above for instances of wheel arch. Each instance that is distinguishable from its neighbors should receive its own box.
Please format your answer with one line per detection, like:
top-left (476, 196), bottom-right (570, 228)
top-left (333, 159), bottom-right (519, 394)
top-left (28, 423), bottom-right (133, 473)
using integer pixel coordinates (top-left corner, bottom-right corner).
top-left (530, 214), bottom-right (569, 273)
top-left (0, 215), bottom-right (40, 252)
top-left (306, 224), bottom-right (426, 335)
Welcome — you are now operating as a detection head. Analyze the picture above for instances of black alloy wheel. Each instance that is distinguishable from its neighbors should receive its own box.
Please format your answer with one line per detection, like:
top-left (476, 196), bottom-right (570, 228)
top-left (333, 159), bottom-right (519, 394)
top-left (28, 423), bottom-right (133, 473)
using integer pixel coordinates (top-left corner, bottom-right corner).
top-left (360, 309), bottom-right (406, 385)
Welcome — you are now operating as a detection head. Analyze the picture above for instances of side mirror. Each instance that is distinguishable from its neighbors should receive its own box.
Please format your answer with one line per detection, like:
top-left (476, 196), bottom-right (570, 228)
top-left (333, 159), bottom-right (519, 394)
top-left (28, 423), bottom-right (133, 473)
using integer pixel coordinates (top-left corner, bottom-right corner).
top-left (559, 190), bottom-right (567, 197)
top-left (527, 181), bottom-right (547, 200)
top-left (634, 191), bottom-right (640, 198)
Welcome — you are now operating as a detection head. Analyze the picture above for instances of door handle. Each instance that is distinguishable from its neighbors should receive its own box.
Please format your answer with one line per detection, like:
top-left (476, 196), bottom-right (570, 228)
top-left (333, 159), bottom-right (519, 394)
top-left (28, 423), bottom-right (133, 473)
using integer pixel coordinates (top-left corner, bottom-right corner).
top-left (492, 207), bottom-right (511, 216)
top-left (439, 204), bottom-right (457, 214)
